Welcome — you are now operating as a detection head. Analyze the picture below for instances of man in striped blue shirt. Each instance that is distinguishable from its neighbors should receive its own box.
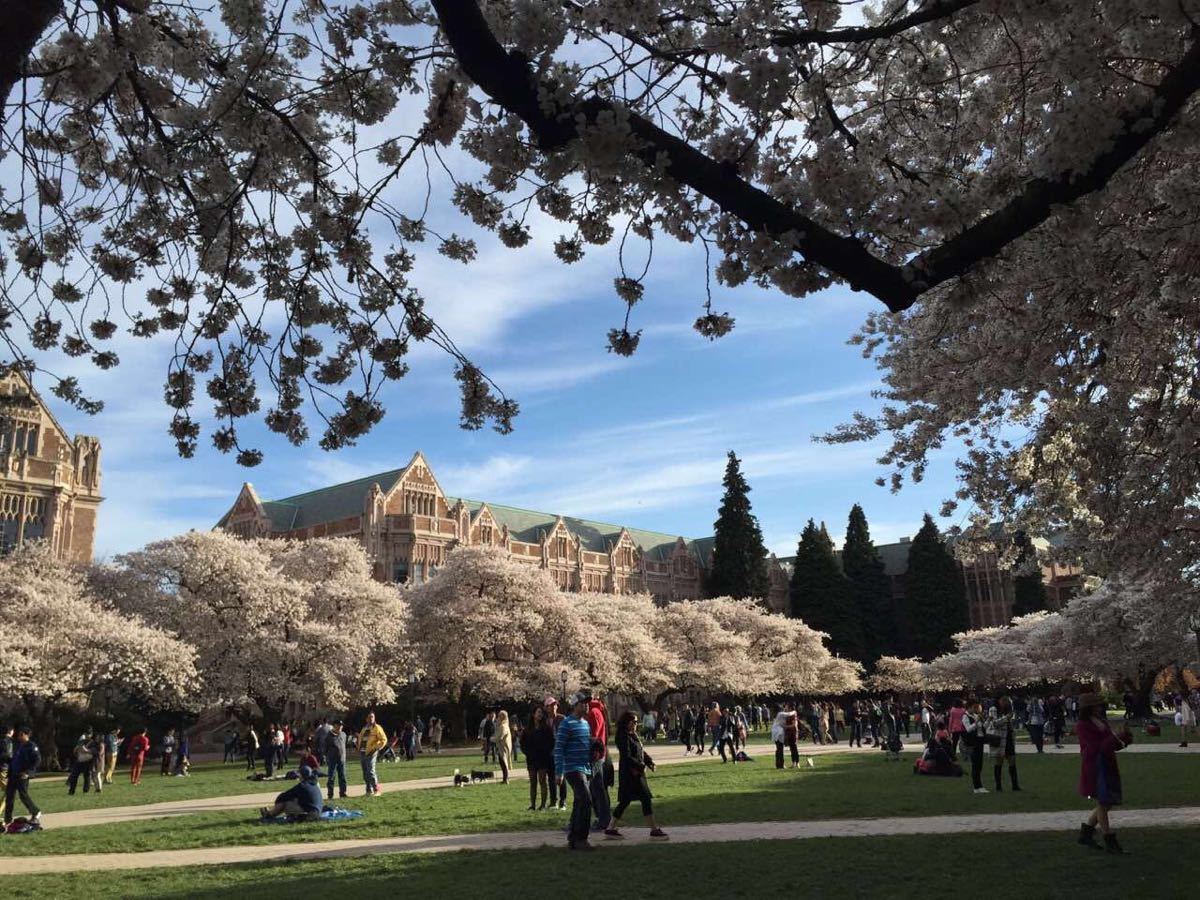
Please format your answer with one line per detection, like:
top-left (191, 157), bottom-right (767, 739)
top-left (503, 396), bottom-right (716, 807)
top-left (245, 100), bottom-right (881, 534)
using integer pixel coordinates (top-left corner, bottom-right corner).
top-left (554, 693), bottom-right (594, 851)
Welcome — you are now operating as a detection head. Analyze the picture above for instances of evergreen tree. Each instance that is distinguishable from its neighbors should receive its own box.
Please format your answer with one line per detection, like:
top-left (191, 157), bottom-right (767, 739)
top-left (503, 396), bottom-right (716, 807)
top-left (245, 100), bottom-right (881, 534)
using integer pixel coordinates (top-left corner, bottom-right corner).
top-left (1010, 531), bottom-right (1049, 617)
top-left (707, 451), bottom-right (769, 601)
top-left (789, 519), bottom-right (863, 659)
top-left (904, 514), bottom-right (969, 659)
top-left (842, 504), bottom-right (896, 665)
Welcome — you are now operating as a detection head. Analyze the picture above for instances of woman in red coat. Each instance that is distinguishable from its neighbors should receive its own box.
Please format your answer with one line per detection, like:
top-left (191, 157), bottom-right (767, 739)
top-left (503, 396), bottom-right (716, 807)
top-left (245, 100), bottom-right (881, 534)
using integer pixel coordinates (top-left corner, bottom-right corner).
top-left (1075, 692), bottom-right (1133, 854)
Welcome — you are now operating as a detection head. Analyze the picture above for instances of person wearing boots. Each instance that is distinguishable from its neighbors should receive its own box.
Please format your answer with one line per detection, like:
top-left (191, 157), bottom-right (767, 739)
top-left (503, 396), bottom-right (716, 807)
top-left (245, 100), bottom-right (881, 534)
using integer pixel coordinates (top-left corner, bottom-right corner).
top-left (986, 697), bottom-right (1021, 792)
top-left (1075, 692), bottom-right (1134, 854)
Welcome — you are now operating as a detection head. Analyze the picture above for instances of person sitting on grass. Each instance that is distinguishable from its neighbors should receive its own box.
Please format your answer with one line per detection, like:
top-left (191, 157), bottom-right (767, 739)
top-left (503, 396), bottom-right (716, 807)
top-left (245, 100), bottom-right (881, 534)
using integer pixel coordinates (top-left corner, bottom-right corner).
top-left (260, 765), bottom-right (324, 822)
top-left (915, 738), bottom-right (963, 777)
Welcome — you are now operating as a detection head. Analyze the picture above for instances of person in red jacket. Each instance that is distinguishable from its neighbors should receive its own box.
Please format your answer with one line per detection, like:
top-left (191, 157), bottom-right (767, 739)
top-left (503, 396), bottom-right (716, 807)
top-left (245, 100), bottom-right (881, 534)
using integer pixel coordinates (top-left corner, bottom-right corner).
top-left (127, 728), bottom-right (151, 785)
top-left (585, 696), bottom-right (612, 833)
top-left (1075, 692), bottom-right (1133, 854)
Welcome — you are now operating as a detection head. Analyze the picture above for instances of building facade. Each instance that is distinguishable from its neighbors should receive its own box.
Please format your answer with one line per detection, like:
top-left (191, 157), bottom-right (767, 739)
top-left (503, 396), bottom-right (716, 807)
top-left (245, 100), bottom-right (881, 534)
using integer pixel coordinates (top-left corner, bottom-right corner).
top-left (0, 366), bottom-right (103, 561)
top-left (216, 451), bottom-right (791, 610)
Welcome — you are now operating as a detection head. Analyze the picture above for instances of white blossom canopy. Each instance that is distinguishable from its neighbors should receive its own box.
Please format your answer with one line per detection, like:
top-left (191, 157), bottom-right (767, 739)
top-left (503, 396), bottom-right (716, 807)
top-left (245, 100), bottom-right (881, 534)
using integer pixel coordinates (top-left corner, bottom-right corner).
top-left (96, 531), bottom-right (411, 714)
top-left (0, 541), bottom-right (198, 715)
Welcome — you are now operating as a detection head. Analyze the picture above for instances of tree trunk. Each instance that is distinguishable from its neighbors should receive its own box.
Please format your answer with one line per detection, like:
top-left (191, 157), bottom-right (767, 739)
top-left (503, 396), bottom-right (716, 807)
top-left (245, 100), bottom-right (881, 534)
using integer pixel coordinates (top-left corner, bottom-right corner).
top-left (24, 699), bottom-right (62, 771)
top-left (0, 0), bottom-right (61, 109)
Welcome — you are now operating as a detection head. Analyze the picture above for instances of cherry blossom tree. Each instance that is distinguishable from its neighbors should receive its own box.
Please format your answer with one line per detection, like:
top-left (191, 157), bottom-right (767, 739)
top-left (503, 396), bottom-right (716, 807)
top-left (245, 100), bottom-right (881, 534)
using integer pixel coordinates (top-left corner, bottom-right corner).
top-left (574, 590), bottom-right (676, 704)
top-left (4, 0), bottom-right (1198, 507)
top-left (404, 545), bottom-right (587, 701)
top-left (94, 531), bottom-right (410, 720)
top-left (0, 542), bottom-right (199, 762)
top-left (868, 655), bottom-right (927, 695)
top-left (924, 627), bottom-right (1040, 691)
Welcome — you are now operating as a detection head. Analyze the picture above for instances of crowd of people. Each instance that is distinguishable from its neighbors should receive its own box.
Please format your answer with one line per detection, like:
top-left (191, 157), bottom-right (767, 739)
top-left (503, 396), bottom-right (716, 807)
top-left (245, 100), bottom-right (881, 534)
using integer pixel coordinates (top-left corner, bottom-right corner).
top-left (1, 684), bottom-right (1194, 846)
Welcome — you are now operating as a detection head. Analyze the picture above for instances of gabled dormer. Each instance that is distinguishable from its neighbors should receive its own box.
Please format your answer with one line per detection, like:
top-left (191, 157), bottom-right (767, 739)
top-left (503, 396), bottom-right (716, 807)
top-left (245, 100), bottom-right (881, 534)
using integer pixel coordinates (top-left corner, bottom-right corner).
top-left (385, 450), bottom-right (449, 518)
top-left (216, 482), bottom-right (272, 538)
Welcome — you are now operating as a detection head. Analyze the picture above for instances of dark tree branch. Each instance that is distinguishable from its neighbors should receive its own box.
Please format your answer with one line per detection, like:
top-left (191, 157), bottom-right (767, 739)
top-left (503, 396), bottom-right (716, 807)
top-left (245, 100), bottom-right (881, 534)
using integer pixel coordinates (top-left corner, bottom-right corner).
top-left (0, 0), bottom-right (61, 110)
top-left (772, 0), bottom-right (984, 47)
top-left (909, 26), bottom-right (1200, 293)
top-left (434, 0), bottom-right (1200, 313)
top-left (432, 0), bottom-right (920, 309)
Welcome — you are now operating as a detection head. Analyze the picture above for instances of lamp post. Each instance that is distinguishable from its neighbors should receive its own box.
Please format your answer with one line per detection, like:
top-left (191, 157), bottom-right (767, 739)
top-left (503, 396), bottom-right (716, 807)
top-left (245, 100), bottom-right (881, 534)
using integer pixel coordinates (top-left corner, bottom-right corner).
top-left (103, 685), bottom-right (114, 719)
top-left (560, 669), bottom-right (568, 702)
top-left (408, 674), bottom-right (417, 723)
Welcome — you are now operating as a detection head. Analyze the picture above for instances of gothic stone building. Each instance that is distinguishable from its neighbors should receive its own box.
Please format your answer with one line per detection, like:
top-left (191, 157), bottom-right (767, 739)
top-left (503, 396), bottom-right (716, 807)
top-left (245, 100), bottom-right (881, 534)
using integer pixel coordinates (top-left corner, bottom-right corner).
top-left (216, 451), bottom-right (791, 610)
top-left (0, 367), bottom-right (102, 561)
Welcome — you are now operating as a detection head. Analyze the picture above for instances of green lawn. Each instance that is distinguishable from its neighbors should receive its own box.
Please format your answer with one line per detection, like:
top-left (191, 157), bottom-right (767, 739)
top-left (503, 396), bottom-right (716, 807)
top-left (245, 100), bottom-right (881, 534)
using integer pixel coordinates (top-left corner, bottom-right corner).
top-left (14, 827), bottom-right (1200, 899)
top-left (26, 753), bottom-right (469, 814)
top-left (5, 750), bottom-right (1196, 858)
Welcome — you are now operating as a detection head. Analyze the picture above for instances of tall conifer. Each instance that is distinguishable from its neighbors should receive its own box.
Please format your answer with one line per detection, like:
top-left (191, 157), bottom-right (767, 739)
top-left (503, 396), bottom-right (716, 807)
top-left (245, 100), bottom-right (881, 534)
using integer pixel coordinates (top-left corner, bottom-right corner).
top-left (707, 451), bottom-right (769, 600)
top-left (789, 519), bottom-right (862, 658)
top-left (904, 514), bottom-right (969, 658)
top-left (842, 504), bottom-right (895, 664)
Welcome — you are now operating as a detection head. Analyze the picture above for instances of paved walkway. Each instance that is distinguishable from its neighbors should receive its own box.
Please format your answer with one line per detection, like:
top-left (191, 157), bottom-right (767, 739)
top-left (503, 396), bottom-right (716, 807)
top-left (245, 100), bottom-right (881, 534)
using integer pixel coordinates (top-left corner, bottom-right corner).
top-left (29, 741), bottom-right (1194, 831)
top-left (3, 806), bottom-right (1197, 874)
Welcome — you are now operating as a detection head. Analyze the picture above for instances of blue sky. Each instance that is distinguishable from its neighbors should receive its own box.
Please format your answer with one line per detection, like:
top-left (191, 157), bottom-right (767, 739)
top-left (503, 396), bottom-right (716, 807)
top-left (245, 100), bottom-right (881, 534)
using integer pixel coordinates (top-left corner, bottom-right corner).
top-left (10, 35), bottom-right (966, 561)
top-left (39, 209), bottom-right (965, 562)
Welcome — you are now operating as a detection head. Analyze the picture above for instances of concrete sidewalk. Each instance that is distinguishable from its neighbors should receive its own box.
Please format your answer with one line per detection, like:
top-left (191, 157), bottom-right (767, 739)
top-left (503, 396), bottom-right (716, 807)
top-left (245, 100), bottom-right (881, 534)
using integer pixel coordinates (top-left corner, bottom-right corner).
top-left (2, 806), bottom-right (1196, 874)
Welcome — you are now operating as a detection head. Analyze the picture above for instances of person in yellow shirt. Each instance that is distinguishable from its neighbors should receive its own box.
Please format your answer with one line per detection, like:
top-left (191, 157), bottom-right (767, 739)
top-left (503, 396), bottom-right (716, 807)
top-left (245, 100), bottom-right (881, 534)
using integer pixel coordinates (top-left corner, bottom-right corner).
top-left (358, 712), bottom-right (388, 796)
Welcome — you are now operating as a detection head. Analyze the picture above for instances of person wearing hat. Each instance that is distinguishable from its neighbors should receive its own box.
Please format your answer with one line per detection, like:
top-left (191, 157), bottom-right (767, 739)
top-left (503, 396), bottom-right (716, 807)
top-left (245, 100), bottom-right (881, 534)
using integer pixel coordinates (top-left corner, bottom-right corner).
top-left (260, 764), bottom-right (323, 821)
top-left (554, 692), bottom-right (595, 850)
top-left (1075, 691), bottom-right (1133, 853)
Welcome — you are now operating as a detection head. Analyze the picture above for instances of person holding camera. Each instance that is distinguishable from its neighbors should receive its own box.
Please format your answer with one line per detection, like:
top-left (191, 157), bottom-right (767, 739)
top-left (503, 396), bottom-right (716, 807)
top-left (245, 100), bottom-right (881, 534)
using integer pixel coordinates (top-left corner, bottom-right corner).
top-left (961, 700), bottom-right (988, 793)
top-left (986, 697), bottom-right (1021, 792)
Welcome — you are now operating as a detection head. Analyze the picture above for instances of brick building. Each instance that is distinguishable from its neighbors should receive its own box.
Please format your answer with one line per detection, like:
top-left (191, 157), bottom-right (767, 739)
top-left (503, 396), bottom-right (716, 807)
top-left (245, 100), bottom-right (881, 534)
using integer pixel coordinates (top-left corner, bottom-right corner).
top-left (216, 450), bottom-right (791, 610)
top-left (0, 366), bottom-right (102, 561)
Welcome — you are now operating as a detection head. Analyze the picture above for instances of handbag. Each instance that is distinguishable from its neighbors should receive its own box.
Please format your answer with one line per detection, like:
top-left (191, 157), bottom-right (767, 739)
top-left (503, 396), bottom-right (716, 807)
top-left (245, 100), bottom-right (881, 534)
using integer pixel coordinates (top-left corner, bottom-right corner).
top-left (603, 757), bottom-right (615, 788)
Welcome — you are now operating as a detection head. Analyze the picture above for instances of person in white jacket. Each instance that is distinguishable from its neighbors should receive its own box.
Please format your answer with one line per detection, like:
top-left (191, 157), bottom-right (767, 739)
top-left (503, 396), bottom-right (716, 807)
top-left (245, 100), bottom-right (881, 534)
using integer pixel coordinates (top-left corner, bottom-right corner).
top-left (772, 705), bottom-right (800, 769)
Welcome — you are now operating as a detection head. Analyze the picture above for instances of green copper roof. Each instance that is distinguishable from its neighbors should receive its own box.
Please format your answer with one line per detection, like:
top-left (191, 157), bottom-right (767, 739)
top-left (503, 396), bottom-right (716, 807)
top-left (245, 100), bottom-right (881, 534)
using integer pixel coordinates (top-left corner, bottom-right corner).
top-left (262, 467), bottom-right (407, 531)
top-left (232, 463), bottom-right (711, 559)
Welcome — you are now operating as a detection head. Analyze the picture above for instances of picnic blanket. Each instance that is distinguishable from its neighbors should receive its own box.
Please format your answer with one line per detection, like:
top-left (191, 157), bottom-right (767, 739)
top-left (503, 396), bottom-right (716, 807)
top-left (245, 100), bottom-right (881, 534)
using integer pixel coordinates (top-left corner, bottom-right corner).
top-left (258, 807), bottom-right (365, 825)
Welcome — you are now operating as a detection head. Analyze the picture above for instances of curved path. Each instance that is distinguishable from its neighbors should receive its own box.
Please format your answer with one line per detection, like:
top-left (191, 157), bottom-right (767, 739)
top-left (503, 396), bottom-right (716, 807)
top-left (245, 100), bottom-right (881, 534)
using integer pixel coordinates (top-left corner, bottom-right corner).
top-left (2, 806), bottom-right (1197, 875)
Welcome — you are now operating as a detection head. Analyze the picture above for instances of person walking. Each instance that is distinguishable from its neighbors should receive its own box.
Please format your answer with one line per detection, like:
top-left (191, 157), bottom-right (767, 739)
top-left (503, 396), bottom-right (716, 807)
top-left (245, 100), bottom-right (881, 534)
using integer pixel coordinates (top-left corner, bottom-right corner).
top-left (495, 710), bottom-right (513, 784)
top-left (1177, 693), bottom-right (1195, 747)
top-left (962, 701), bottom-right (988, 794)
top-left (586, 695), bottom-right (613, 832)
top-left (554, 692), bottom-right (595, 851)
top-left (66, 728), bottom-right (95, 795)
top-left (103, 728), bottom-right (121, 784)
top-left (0, 725), bottom-right (12, 798)
top-left (159, 727), bottom-right (176, 777)
top-left (706, 702), bottom-right (722, 755)
top-left (127, 727), bottom-right (150, 785)
top-left (849, 700), bottom-right (864, 748)
top-left (605, 711), bottom-right (669, 840)
top-left (2, 725), bottom-right (41, 827)
top-left (987, 697), bottom-right (1021, 792)
top-left (716, 707), bottom-right (737, 763)
top-left (244, 725), bottom-right (260, 772)
top-left (681, 705), bottom-right (696, 752)
top-left (773, 704), bottom-right (800, 769)
top-left (428, 717), bottom-right (443, 753)
top-left (358, 712), bottom-right (388, 797)
top-left (544, 696), bottom-right (567, 810)
top-left (692, 706), bottom-right (706, 756)
top-left (88, 730), bottom-right (106, 793)
top-left (480, 711), bottom-right (497, 763)
top-left (1027, 696), bottom-right (1047, 753)
top-left (1049, 695), bottom-right (1067, 748)
top-left (948, 699), bottom-right (966, 758)
top-left (1075, 692), bottom-right (1133, 854)
top-left (312, 719), bottom-right (331, 766)
top-left (521, 706), bottom-right (555, 810)
top-left (324, 720), bottom-right (349, 800)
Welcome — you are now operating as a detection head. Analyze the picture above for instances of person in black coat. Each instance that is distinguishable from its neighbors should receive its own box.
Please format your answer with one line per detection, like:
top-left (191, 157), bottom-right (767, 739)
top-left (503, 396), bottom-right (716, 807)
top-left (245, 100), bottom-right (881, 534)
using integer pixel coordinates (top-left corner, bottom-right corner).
top-left (604, 712), bottom-right (668, 840)
top-left (520, 706), bottom-right (555, 810)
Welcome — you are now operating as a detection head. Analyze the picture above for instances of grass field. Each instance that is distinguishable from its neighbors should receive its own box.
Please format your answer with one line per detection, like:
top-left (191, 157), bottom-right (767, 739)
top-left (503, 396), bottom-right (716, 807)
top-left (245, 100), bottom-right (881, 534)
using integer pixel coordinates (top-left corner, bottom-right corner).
top-left (25, 753), bottom-right (468, 814)
top-left (4, 749), bottom-right (1196, 857)
top-left (13, 826), bottom-right (1200, 899)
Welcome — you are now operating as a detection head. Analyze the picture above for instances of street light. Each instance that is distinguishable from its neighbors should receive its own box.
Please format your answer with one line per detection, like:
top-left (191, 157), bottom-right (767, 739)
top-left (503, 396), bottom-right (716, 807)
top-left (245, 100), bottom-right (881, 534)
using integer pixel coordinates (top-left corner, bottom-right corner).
top-left (408, 673), bottom-right (417, 723)
top-left (560, 669), bottom-right (568, 701)
top-left (103, 685), bottom-right (114, 718)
